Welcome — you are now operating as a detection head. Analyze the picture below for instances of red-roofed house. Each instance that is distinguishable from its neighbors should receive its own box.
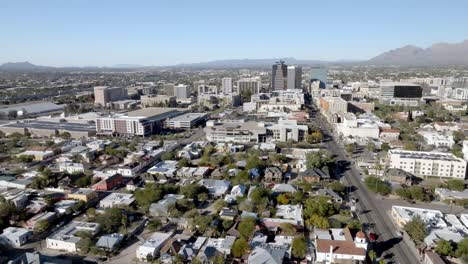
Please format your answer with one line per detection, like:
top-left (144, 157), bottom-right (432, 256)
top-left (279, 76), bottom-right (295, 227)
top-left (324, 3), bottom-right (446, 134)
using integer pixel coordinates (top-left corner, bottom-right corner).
top-left (92, 174), bottom-right (124, 191)
top-left (315, 228), bottom-right (368, 263)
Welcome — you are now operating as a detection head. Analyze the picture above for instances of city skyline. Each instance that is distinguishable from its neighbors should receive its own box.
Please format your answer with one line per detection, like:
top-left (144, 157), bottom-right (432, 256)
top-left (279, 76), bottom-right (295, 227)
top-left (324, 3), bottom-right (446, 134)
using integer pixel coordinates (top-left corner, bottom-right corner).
top-left (1, 0), bottom-right (468, 67)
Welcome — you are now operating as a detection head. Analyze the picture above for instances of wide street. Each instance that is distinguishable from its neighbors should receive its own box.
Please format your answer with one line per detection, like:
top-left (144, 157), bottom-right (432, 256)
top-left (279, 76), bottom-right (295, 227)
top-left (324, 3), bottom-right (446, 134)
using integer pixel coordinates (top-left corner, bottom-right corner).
top-left (308, 104), bottom-right (420, 264)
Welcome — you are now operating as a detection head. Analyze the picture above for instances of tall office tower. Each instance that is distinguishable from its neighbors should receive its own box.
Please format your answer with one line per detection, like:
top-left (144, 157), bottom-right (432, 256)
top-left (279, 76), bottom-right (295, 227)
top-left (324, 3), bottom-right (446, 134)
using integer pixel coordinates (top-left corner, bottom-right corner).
top-left (222, 77), bottom-right (233, 94)
top-left (163, 83), bottom-right (175, 96)
top-left (272, 61), bottom-right (288, 90)
top-left (236, 77), bottom-right (262, 95)
top-left (287, 66), bottom-right (302, 89)
top-left (174, 84), bottom-right (190, 100)
top-left (94, 86), bottom-right (128, 106)
top-left (309, 66), bottom-right (328, 88)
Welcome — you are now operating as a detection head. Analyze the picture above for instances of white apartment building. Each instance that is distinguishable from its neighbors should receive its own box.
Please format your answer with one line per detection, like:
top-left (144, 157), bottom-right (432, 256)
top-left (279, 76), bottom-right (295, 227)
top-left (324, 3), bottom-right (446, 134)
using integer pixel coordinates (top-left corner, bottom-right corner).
top-left (235, 77), bottom-right (261, 95)
top-left (422, 133), bottom-right (455, 149)
top-left (452, 88), bottom-right (468, 100)
top-left (136, 232), bottom-right (173, 261)
top-left (221, 77), bottom-right (233, 94)
top-left (388, 150), bottom-right (467, 179)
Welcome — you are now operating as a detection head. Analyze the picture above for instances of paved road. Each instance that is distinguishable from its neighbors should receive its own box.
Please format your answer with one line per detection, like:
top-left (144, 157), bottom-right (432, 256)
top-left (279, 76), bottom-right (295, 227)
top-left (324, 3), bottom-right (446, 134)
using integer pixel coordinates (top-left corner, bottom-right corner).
top-left (308, 104), bottom-right (420, 264)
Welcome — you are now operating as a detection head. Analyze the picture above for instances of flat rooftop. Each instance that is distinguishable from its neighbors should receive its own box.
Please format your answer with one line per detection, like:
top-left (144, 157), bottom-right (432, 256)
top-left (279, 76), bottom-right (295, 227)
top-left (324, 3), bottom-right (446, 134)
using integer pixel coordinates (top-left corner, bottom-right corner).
top-left (2, 120), bottom-right (95, 132)
top-left (126, 107), bottom-right (180, 117)
top-left (169, 113), bottom-right (207, 121)
top-left (390, 150), bottom-right (463, 162)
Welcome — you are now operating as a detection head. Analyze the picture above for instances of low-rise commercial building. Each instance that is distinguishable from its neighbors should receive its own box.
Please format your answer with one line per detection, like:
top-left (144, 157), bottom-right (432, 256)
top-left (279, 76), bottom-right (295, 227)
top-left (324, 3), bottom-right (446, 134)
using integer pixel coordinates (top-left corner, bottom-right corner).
top-left (204, 120), bottom-right (267, 143)
top-left (67, 188), bottom-right (97, 203)
top-left (96, 108), bottom-right (183, 136)
top-left (0, 120), bottom-right (96, 139)
top-left (167, 113), bottom-right (208, 129)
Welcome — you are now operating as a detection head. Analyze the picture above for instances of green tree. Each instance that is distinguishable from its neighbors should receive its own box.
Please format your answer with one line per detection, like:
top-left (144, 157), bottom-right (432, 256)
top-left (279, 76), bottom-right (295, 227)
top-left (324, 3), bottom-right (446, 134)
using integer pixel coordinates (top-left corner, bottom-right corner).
top-left (180, 184), bottom-right (208, 200)
top-left (276, 193), bottom-right (290, 205)
top-left (456, 238), bottom-right (468, 258)
top-left (435, 239), bottom-right (454, 256)
top-left (305, 150), bottom-right (333, 169)
top-left (345, 143), bottom-right (355, 154)
top-left (0, 198), bottom-right (15, 229)
top-left (447, 179), bottom-right (465, 192)
top-left (34, 219), bottom-right (50, 234)
top-left (368, 250), bottom-right (377, 263)
top-left (303, 196), bottom-right (337, 218)
top-left (364, 176), bottom-right (391, 195)
top-left (347, 220), bottom-right (362, 231)
top-left (279, 223), bottom-right (296, 235)
top-left (328, 181), bottom-right (345, 194)
top-left (307, 214), bottom-right (330, 229)
top-left (238, 217), bottom-right (256, 239)
top-left (232, 237), bottom-right (249, 258)
top-left (381, 142), bottom-right (390, 152)
top-left (161, 151), bottom-right (175, 161)
top-left (147, 219), bottom-right (162, 231)
top-left (96, 208), bottom-right (125, 233)
top-left (292, 235), bottom-right (307, 259)
top-left (404, 215), bottom-right (427, 243)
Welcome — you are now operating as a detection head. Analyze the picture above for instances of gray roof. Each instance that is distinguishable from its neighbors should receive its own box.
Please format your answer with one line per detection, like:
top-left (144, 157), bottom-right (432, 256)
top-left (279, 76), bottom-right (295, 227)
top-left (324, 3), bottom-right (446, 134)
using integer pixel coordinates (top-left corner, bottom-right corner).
top-left (96, 233), bottom-right (124, 249)
top-left (248, 244), bottom-right (287, 264)
top-left (0, 102), bottom-right (64, 115)
top-left (2, 120), bottom-right (95, 132)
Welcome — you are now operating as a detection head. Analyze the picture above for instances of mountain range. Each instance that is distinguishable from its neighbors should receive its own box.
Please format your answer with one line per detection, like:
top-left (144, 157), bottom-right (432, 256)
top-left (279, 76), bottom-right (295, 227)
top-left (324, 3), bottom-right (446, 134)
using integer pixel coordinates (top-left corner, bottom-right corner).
top-left (1, 39), bottom-right (468, 71)
top-left (368, 40), bottom-right (468, 66)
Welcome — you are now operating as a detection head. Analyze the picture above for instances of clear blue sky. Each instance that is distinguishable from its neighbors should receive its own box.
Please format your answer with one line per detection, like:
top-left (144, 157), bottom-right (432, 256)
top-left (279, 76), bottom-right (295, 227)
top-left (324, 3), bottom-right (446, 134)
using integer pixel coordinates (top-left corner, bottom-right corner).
top-left (1, 0), bottom-right (468, 67)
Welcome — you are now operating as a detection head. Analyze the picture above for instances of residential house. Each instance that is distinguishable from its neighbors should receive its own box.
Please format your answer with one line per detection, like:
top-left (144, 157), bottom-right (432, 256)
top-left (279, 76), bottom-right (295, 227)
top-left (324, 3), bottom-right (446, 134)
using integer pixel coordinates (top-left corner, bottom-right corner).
top-left (99, 193), bottom-right (135, 208)
top-left (136, 232), bottom-right (173, 261)
top-left (264, 167), bottom-right (283, 183)
top-left (199, 179), bottom-right (231, 197)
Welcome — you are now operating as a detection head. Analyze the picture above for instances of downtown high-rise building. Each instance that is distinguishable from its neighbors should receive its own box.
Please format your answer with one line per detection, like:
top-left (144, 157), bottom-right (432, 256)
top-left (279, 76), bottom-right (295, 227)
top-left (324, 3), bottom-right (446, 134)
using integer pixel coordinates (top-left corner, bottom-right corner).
top-left (287, 66), bottom-right (302, 89)
top-left (94, 86), bottom-right (128, 106)
top-left (222, 77), bottom-right (233, 94)
top-left (272, 61), bottom-right (288, 90)
top-left (174, 84), bottom-right (190, 100)
top-left (236, 77), bottom-right (261, 95)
